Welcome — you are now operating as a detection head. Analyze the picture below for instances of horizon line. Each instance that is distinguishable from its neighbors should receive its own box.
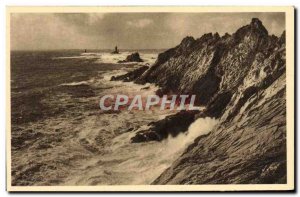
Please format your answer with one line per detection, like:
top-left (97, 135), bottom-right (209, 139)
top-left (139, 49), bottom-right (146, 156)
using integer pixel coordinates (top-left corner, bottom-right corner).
top-left (10, 48), bottom-right (168, 52)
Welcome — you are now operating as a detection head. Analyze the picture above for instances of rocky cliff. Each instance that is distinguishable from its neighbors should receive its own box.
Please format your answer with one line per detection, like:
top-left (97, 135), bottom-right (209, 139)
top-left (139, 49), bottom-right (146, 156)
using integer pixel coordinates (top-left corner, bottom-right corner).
top-left (153, 71), bottom-right (286, 184)
top-left (114, 18), bottom-right (287, 184)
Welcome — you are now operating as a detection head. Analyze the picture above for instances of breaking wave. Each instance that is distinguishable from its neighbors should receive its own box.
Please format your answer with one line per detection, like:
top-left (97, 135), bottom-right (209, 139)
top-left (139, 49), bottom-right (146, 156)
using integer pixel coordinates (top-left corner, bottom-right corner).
top-left (63, 117), bottom-right (218, 185)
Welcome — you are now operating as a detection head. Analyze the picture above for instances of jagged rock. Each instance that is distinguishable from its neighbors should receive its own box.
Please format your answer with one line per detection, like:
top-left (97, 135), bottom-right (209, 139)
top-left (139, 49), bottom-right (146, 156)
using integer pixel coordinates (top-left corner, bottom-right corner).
top-left (131, 130), bottom-right (160, 143)
top-left (105, 18), bottom-right (286, 184)
top-left (150, 18), bottom-right (287, 184)
top-left (204, 91), bottom-right (233, 118)
top-left (279, 31), bottom-right (286, 46)
top-left (110, 65), bottom-right (149, 82)
top-left (131, 110), bottom-right (198, 143)
top-left (153, 74), bottom-right (286, 184)
top-left (137, 18), bottom-right (280, 107)
top-left (118, 52), bottom-right (143, 63)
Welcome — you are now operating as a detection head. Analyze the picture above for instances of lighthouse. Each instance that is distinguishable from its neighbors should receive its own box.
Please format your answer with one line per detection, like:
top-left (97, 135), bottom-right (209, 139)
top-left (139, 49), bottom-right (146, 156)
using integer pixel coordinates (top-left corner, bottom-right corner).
top-left (112, 45), bottom-right (119, 54)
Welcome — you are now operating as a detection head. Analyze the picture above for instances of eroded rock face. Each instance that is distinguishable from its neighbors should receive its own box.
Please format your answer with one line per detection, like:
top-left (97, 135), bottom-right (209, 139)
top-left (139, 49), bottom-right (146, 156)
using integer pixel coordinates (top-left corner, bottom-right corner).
top-left (110, 18), bottom-right (286, 184)
top-left (131, 111), bottom-right (198, 143)
top-left (151, 18), bottom-right (287, 184)
top-left (153, 74), bottom-right (286, 184)
top-left (137, 18), bottom-right (283, 107)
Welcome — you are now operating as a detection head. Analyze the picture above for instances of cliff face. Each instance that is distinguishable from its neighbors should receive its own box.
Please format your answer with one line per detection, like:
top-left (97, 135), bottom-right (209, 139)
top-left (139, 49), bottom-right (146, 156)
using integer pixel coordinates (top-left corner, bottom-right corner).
top-left (153, 73), bottom-right (286, 184)
top-left (137, 19), bottom-right (284, 116)
top-left (149, 18), bottom-right (287, 184)
top-left (112, 18), bottom-right (287, 184)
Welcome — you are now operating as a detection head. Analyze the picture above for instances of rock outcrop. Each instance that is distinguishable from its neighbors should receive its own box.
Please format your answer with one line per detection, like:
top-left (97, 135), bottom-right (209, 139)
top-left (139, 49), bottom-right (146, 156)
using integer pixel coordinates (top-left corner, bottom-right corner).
top-left (131, 111), bottom-right (198, 143)
top-left (150, 18), bottom-right (287, 184)
top-left (111, 65), bottom-right (149, 82)
top-left (153, 72), bottom-right (286, 184)
top-left (118, 52), bottom-right (144, 63)
top-left (119, 18), bottom-right (287, 184)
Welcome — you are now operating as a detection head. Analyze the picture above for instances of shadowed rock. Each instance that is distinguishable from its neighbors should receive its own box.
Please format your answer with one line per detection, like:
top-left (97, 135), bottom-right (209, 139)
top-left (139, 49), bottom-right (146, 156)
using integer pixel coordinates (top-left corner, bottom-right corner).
top-left (118, 52), bottom-right (144, 63)
top-left (150, 18), bottom-right (287, 184)
top-left (111, 65), bottom-right (149, 82)
top-left (131, 110), bottom-right (198, 143)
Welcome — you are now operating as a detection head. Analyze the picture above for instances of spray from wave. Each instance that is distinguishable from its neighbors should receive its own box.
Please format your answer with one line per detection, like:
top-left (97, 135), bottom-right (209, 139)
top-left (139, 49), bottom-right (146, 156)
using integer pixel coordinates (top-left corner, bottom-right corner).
top-left (60, 69), bottom-right (219, 185)
top-left (129, 117), bottom-right (219, 184)
top-left (68, 117), bottom-right (218, 185)
top-left (161, 117), bottom-right (219, 161)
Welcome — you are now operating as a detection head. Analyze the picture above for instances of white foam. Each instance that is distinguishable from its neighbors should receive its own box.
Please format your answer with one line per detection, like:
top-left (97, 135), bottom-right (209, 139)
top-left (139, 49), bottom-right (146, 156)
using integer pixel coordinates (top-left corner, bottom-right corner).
top-left (109, 117), bottom-right (218, 184)
top-left (63, 116), bottom-right (218, 185)
top-left (60, 81), bottom-right (88, 86)
top-left (165, 117), bottom-right (219, 154)
top-left (54, 51), bottom-right (158, 65)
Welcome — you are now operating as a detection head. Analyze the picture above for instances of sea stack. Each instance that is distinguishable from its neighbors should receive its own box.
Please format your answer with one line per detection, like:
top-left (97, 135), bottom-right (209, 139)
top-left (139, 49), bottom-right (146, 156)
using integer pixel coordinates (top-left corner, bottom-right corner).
top-left (118, 52), bottom-right (144, 63)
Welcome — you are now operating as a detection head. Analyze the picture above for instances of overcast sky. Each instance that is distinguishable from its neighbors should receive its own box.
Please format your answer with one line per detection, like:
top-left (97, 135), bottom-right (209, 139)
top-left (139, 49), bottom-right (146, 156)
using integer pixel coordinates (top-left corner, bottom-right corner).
top-left (11, 12), bottom-right (285, 50)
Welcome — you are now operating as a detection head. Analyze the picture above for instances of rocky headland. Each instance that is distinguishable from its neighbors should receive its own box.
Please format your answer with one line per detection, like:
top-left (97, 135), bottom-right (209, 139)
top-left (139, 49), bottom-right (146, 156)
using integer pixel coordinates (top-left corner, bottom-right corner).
top-left (112, 18), bottom-right (287, 184)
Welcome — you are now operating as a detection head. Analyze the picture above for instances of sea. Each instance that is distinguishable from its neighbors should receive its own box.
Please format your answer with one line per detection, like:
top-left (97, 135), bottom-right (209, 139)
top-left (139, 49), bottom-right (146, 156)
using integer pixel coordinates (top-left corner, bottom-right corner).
top-left (10, 49), bottom-right (217, 186)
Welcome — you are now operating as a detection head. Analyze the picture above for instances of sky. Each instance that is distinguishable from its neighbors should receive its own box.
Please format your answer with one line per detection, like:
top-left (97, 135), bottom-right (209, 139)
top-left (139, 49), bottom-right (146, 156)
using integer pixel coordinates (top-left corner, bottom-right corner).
top-left (10, 12), bottom-right (285, 50)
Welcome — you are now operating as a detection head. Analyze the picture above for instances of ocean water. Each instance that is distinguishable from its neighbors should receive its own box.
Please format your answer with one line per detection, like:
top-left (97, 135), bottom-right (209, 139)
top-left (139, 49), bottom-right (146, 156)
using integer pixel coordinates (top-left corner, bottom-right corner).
top-left (11, 50), bottom-right (217, 186)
